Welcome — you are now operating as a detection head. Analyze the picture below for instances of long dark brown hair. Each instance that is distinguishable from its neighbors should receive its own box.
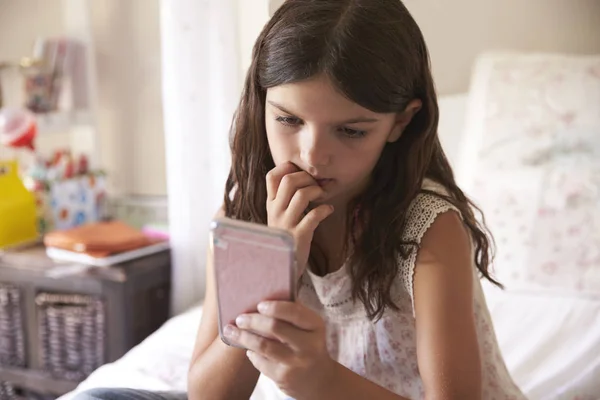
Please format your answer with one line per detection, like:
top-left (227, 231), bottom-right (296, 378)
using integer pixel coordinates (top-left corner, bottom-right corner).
top-left (224, 0), bottom-right (501, 320)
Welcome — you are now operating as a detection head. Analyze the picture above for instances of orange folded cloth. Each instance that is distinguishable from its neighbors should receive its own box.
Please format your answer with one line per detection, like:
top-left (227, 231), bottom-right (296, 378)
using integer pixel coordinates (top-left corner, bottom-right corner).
top-left (44, 221), bottom-right (155, 258)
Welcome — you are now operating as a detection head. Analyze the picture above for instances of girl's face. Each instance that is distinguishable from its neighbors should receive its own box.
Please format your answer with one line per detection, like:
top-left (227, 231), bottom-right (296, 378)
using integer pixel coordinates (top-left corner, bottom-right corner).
top-left (265, 74), bottom-right (415, 208)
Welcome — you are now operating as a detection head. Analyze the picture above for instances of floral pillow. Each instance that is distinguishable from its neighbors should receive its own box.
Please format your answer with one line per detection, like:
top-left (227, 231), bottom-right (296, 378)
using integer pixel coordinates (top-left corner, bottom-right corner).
top-left (457, 51), bottom-right (600, 295)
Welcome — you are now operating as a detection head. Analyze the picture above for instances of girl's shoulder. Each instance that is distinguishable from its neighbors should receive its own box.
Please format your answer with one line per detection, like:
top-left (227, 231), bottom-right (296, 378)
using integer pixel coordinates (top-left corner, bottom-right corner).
top-left (401, 178), bottom-right (462, 244)
top-left (398, 178), bottom-right (468, 315)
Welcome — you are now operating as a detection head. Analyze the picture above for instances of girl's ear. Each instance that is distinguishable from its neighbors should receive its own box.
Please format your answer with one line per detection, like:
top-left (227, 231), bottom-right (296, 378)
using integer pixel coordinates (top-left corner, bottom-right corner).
top-left (387, 99), bottom-right (423, 143)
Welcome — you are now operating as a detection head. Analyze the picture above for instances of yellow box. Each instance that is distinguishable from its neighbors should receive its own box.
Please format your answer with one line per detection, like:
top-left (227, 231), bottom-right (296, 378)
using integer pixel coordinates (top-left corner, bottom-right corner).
top-left (0, 160), bottom-right (38, 248)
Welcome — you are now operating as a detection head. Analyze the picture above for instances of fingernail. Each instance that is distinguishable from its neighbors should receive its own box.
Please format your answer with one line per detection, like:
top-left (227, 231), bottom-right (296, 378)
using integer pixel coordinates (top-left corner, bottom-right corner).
top-left (257, 302), bottom-right (270, 313)
top-left (235, 315), bottom-right (249, 327)
top-left (329, 205), bottom-right (335, 212)
top-left (224, 324), bottom-right (239, 339)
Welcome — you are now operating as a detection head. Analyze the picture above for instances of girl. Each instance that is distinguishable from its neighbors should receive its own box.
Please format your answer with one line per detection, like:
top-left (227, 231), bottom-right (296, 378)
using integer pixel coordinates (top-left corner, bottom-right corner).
top-left (77, 0), bottom-right (526, 399)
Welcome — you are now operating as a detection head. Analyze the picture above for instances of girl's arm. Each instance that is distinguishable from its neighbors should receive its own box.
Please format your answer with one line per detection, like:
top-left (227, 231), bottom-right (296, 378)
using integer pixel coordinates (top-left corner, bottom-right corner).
top-left (312, 211), bottom-right (481, 400)
top-left (188, 163), bottom-right (332, 399)
top-left (187, 209), bottom-right (260, 400)
top-left (413, 211), bottom-right (482, 399)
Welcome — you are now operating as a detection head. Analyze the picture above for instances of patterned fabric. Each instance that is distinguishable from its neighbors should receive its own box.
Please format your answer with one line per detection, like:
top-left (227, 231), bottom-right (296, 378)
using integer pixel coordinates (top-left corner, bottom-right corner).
top-left (295, 180), bottom-right (526, 400)
top-left (460, 52), bottom-right (600, 294)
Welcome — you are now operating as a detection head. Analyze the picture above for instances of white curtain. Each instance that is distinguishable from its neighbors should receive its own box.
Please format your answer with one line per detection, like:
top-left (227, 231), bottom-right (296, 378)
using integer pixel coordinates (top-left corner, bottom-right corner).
top-left (160, 0), bottom-right (240, 315)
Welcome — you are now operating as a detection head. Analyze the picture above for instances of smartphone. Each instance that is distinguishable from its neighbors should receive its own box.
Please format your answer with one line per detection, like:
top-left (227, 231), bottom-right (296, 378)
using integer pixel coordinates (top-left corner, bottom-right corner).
top-left (210, 217), bottom-right (296, 347)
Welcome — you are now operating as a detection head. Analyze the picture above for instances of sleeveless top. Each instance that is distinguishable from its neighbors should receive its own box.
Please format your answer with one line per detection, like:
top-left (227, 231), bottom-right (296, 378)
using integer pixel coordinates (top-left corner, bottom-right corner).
top-left (254, 179), bottom-right (526, 400)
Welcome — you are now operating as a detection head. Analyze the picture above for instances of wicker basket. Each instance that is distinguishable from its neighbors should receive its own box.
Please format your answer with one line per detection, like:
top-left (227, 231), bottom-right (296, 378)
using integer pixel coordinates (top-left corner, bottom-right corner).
top-left (0, 381), bottom-right (54, 400)
top-left (0, 381), bottom-right (16, 400)
top-left (36, 292), bottom-right (105, 381)
top-left (0, 283), bottom-right (26, 368)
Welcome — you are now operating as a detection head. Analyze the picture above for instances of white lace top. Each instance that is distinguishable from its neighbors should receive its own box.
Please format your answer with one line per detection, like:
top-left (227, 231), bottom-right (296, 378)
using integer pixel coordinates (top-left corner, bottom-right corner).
top-left (256, 180), bottom-right (526, 400)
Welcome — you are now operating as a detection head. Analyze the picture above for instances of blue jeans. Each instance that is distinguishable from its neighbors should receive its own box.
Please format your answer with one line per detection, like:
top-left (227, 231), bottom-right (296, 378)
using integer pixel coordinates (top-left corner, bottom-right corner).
top-left (72, 388), bottom-right (187, 400)
top-left (72, 388), bottom-right (295, 400)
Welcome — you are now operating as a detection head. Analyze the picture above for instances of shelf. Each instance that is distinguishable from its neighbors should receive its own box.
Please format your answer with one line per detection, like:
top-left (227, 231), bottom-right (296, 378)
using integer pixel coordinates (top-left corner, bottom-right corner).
top-left (35, 110), bottom-right (94, 134)
top-left (0, 365), bottom-right (79, 396)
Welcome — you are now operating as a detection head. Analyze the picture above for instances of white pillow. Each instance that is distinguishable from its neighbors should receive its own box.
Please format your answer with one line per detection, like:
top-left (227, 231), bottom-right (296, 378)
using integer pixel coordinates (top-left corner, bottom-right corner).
top-left (457, 51), bottom-right (600, 296)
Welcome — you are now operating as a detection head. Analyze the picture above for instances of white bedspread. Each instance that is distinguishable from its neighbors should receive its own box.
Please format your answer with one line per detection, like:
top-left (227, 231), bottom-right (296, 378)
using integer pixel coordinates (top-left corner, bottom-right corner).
top-left (482, 283), bottom-right (600, 400)
top-left (59, 285), bottom-right (600, 400)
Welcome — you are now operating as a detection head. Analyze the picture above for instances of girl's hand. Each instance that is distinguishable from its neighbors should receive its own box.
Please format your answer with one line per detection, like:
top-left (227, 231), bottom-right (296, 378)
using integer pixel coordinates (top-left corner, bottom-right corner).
top-left (223, 301), bottom-right (336, 398)
top-left (266, 162), bottom-right (334, 277)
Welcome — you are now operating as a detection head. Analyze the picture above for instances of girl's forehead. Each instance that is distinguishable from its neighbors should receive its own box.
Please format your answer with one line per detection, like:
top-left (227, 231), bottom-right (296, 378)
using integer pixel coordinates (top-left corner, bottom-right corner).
top-left (266, 76), bottom-right (386, 121)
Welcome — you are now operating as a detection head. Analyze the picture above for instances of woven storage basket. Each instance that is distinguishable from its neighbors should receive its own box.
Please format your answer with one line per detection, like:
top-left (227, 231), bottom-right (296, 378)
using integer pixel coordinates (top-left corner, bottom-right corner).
top-left (0, 381), bottom-right (16, 400)
top-left (0, 283), bottom-right (26, 368)
top-left (0, 381), bottom-right (54, 400)
top-left (36, 292), bottom-right (105, 381)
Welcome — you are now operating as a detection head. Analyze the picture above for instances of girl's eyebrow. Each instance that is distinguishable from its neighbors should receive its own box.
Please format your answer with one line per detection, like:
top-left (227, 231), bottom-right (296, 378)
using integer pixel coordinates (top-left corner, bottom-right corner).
top-left (267, 100), bottom-right (380, 124)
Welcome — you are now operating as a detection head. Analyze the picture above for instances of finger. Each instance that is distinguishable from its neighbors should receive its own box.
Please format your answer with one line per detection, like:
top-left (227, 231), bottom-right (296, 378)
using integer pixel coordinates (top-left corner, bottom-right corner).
top-left (266, 162), bottom-right (300, 201)
top-left (236, 313), bottom-right (304, 348)
top-left (257, 301), bottom-right (323, 331)
top-left (284, 185), bottom-right (324, 225)
top-left (226, 325), bottom-right (292, 361)
top-left (272, 171), bottom-right (318, 211)
top-left (296, 204), bottom-right (335, 239)
top-left (246, 350), bottom-right (275, 378)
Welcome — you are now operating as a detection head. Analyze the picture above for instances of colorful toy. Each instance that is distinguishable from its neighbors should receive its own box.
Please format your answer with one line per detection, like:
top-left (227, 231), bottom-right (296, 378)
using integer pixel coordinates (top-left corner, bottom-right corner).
top-left (0, 107), bottom-right (37, 151)
top-left (0, 160), bottom-right (38, 248)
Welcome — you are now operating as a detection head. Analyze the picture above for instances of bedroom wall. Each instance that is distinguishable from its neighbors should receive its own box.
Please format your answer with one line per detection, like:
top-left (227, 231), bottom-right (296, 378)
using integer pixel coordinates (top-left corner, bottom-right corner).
top-left (270, 0), bottom-right (600, 95)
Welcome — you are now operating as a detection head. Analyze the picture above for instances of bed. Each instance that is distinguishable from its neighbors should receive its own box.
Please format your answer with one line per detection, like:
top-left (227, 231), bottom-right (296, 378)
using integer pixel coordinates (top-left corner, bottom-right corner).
top-left (57, 287), bottom-right (600, 400)
top-left (59, 52), bottom-right (600, 400)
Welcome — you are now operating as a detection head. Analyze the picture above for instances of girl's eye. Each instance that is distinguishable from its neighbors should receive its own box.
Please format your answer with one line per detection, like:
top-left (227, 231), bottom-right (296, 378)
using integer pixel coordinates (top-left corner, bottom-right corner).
top-left (275, 116), bottom-right (301, 126)
top-left (340, 127), bottom-right (367, 138)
